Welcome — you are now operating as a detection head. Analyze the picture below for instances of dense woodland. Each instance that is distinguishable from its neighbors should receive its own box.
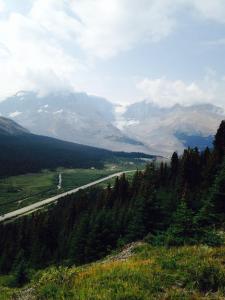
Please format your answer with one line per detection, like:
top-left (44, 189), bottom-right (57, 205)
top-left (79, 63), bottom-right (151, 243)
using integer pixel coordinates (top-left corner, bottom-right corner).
top-left (0, 121), bottom-right (225, 285)
top-left (0, 133), bottom-right (153, 177)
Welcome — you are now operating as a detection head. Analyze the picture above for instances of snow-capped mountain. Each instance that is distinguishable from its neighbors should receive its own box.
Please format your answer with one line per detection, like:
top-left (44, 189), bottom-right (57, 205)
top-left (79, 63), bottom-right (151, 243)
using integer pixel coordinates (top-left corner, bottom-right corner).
top-left (121, 101), bottom-right (225, 155)
top-left (0, 91), bottom-right (148, 153)
top-left (0, 91), bottom-right (224, 156)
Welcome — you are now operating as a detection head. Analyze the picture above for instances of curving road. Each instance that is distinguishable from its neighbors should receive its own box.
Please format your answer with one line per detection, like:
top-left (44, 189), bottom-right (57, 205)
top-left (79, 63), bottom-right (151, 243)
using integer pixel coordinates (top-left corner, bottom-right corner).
top-left (0, 170), bottom-right (135, 223)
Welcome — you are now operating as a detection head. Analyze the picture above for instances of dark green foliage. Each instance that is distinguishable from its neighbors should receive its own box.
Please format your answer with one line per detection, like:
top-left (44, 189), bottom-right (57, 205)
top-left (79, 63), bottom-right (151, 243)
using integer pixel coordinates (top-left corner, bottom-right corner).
top-left (207, 161), bottom-right (225, 220)
top-left (171, 151), bottom-right (179, 180)
top-left (10, 260), bottom-right (29, 288)
top-left (0, 133), bottom-right (154, 177)
top-left (189, 263), bottom-right (225, 292)
top-left (164, 200), bottom-right (196, 246)
top-left (180, 147), bottom-right (201, 190)
top-left (0, 121), bottom-right (225, 274)
top-left (214, 120), bottom-right (225, 162)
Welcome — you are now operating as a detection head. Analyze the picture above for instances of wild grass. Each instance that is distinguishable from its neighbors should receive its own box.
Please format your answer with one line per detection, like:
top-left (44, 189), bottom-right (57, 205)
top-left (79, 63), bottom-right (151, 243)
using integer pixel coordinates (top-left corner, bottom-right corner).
top-left (3, 243), bottom-right (225, 299)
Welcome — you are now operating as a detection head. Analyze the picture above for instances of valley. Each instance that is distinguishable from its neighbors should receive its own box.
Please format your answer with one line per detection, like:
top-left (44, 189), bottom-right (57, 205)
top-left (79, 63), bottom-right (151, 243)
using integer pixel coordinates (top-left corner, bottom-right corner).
top-left (0, 102), bottom-right (224, 300)
top-left (0, 160), bottom-right (144, 216)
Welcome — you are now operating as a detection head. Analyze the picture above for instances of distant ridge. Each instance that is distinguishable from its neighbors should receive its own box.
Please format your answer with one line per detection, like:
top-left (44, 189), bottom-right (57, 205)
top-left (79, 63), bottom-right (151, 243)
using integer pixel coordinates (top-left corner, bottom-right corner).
top-left (0, 91), bottom-right (223, 155)
top-left (0, 116), bottom-right (29, 136)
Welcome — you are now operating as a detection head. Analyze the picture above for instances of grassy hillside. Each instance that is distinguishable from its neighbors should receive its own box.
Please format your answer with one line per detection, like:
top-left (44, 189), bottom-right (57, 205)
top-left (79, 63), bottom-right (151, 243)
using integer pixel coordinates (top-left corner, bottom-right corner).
top-left (1, 242), bottom-right (225, 299)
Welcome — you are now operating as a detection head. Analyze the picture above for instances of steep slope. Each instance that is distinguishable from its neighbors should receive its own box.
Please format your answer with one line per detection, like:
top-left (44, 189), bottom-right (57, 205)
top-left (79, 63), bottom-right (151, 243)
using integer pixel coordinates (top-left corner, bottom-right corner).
top-left (0, 91), bottom-right (148, 153)
top-left (121, 101), bottom-right (225, 155)
top-left (2, 243), bottom-right (225, 299)
top-left (0, 116), bottom-right (29, 135)
top-left (0, 116), bottom-right (153, 177)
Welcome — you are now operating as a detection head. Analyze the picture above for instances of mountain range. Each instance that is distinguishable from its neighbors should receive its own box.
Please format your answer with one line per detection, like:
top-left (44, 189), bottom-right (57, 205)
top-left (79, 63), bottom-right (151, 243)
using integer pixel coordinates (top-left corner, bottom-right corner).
top-left (120, 101), bottom-right (224, 155)
top-left (0, 91), bottom-right (148, 154)
top-left (0, 91), bottom-right (224, 156)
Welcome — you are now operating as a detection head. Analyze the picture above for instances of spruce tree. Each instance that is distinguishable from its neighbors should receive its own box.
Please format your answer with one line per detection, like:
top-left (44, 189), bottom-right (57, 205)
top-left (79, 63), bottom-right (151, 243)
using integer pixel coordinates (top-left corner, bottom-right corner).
top-left (165, 199), bottom-right (196, 246)
top-left (214, 120), bottom-right (225, 161)
top-left (69, 214), bottom-right (90, 264)
top-left (204, 161), bottom-right (225, 224)
top-left (171, 152), bottom-right (179, 179)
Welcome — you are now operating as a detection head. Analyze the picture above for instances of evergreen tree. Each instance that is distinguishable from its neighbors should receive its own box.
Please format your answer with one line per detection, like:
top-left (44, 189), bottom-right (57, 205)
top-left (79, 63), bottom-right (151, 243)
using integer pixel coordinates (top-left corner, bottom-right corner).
top-left (165, 199), bottom-right (196, 246)
top-left (201, 147), bottom-right (211, 166)
top-left (204, 161), bottom-right (225, 224)
top-left (14, 261), bottom-right (29, 287)
top-left (171, 152), bottom-right (179, 180)
top-left (69, 214), bottom-right (90, 264)
top-left (180, 147), bottom-right (201, 191)
top-left (214, 120), bottom-right (225, 162)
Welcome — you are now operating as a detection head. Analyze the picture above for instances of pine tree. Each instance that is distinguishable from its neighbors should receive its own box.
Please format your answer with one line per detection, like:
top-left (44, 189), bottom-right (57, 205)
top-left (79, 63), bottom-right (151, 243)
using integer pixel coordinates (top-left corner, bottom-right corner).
top-left (171, 152), bottom-right (179, 180)
top-left (165, 199), bottom-right (196, 246)
top-left (214, 120), bottom-right (225, 162)
top-left (204, 161), bottom-right (225, 223)
top-left (69, 214), bottom-right (90, 264)
top-left (180, 147), bottom-right (201, 190)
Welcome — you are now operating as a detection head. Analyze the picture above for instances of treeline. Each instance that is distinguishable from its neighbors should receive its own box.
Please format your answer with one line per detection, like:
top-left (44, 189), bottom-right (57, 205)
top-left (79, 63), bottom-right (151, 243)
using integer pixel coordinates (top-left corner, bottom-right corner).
top-left (0, 121), bottom-right (225, 276)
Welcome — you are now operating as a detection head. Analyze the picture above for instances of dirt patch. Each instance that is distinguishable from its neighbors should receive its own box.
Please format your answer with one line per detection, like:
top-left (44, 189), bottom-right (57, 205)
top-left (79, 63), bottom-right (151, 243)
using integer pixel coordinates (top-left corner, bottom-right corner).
top-left (103, 241), bottom-right (144, 262)
top-left (11, 287), bottom-right (36, 300)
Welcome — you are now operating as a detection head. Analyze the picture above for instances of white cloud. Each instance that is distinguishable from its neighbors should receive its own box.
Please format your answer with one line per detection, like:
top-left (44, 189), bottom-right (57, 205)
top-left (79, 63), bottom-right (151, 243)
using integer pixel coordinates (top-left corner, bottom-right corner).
top-left (70, 0), bottom-right (178, 59)
top-left (0, 0), bottom-right (5, 13)
top-left (136, 76), bottom-right (225, 108)
top-left (0, 0), bottom-right (225, 101)
top-left (0, 0), bottom-right (86, 99)
top-left (188, 0), bottom-right (225, 23)
top-left (70, 0), bottom-right (225, 59)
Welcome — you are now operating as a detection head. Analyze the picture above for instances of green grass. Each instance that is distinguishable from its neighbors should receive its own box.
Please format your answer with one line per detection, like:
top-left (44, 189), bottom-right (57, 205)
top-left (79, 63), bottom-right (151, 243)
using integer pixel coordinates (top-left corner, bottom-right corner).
top-left (2, 243), bottom-right (225, 299)
top-left (0, 160), bottom-right (143, 215)
top-left (0, 170), bottom-right (57, 214)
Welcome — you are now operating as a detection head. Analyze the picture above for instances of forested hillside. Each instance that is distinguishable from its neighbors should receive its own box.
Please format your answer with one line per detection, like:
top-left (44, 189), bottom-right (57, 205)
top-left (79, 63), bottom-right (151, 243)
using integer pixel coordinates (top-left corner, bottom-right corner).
top-left (0, 121), bottom-right (225, 279)
top-left (0, 124), bottom-right (154, 177)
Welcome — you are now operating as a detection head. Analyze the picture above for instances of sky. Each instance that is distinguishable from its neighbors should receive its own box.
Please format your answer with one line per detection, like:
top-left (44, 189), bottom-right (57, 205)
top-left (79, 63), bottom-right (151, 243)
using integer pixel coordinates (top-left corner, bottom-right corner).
top-left (0, 0), bottom-right (225, 107)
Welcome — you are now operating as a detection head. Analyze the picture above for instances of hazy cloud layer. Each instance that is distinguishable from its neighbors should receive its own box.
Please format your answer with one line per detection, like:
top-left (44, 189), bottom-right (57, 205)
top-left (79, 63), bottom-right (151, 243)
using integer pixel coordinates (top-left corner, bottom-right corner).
top-left (0, 0), bottom-right (225, 105)
top-left (137, 75), bottom-right (225, 109)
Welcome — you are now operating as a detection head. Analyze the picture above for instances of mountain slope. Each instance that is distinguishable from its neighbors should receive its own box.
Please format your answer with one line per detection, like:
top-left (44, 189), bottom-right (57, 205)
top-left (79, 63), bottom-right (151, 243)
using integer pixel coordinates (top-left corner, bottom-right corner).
top-left (121, 101), bottom-right (225, 155)
top-left (2, 243), bottom-right (225, 299)
top-left (0, 91), bottom-right (148, 153)
top-left (0, 116), bottom-right (154, 177)
top-left (0, 116), bottom-right (29, 135)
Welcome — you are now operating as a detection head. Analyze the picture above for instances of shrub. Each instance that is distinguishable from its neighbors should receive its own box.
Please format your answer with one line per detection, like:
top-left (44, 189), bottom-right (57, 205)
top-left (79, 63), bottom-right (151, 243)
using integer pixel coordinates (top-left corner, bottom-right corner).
top-left (199, 229), bottom-right (225, 247)
top-left (9, 261), bottom-right (30, 288)
top-left (187, 261), bottom-right (225, 293)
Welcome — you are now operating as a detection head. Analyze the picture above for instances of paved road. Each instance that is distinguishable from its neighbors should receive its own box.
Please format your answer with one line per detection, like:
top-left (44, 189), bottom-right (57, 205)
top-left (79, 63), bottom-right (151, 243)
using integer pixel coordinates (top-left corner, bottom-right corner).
top-left (0, 170), bottom-right (135, 223)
